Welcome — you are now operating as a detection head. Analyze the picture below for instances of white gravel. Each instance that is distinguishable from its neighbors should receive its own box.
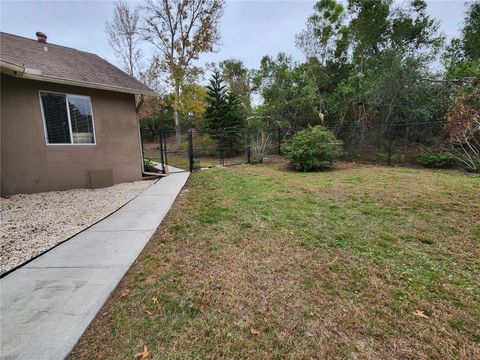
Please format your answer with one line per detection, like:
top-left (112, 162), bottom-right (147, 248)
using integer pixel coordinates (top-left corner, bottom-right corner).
top-left (0, 180), bottom-right (154, 275)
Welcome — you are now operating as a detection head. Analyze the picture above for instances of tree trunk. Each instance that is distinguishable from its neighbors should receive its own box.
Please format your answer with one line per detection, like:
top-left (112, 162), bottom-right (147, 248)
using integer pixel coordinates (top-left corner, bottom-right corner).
top-left (174, 84), bottom-right (181, 146)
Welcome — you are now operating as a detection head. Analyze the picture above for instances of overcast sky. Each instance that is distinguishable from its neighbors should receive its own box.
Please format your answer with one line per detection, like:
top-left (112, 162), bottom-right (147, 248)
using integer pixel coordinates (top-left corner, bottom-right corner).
top-left (0, 0), bottom-right (471, 75)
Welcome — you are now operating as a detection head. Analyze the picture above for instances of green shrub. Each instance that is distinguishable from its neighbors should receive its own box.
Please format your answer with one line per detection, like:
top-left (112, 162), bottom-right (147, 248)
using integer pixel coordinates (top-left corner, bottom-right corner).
top-left (140, 128), bottom-right (154, 142)
top-left (281, 126), bottom-right (342, 171)
top-left (167, 134), bottom-right (218, 157)
top-left (378, 149), bottom-right (406, 164)
top-left (416, 151), bottom-right (456, 168)
top-left (143, 159), bottom-right (158, 172)
top-left (170, 142), bottom-right (188, 153)
top-left (194, 134), bottom-right (219, 157)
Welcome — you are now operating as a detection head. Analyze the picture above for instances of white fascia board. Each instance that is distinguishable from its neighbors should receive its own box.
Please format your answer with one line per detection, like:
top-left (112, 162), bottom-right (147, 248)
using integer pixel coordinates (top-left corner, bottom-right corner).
top-left (0, 59), bottom-right (157, 96)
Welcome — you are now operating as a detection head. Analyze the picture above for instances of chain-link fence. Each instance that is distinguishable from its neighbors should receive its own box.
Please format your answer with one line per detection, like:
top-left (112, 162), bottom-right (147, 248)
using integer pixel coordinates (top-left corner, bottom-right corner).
top-left (141, 120), bottom-right (475, 172)
top-left (334, 120), bottom-right (449, 166)
top-left (141, 129), bottom-right (190, 172)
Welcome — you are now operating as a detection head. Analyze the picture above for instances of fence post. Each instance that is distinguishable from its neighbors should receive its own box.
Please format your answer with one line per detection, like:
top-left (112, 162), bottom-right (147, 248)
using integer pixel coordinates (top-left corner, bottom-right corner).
top-left (246, 130), bottom-right (251, 164)
top-left (159, 129), bottom-right (166, 174)
top-left (163, 129), bottom-right (169, 169)
top-left (188, 129), bottom-right (194, 172)
top-left (387, 124), bottom-right (393, 166)
top-left (219, 132), bottom-right (225, 166)
top-left (277, 127), bottom-right (281, 155)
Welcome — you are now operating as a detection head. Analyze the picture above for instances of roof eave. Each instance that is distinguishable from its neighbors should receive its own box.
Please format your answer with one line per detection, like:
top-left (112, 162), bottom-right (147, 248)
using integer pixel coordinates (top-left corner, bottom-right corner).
top-left (0, 59), bottom-right (157, 96)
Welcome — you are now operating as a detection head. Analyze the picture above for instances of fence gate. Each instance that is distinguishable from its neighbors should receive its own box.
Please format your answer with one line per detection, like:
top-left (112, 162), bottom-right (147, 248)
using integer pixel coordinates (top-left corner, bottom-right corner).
top-left (141, 129), bottom-right (193, 173)
top-left (141, 129), bottom-right (166, 174)
top-left (141, 128), bottom-right (288, 173)
top-left (187, 128), bottom-right (285, 171)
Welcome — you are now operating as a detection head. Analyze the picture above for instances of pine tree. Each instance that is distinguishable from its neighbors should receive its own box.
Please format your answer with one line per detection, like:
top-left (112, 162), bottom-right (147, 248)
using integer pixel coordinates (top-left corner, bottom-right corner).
top-left (204, 70), bottom-right (228, 133)
top-left (223, 92), bottom-right (246, 155)
top-left (204, 70), bottom-right (246, 155)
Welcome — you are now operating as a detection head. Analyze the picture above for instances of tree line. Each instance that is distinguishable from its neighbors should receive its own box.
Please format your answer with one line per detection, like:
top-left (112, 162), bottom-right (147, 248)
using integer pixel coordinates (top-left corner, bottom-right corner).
top-left (107, 0), bottom-right (480, 171)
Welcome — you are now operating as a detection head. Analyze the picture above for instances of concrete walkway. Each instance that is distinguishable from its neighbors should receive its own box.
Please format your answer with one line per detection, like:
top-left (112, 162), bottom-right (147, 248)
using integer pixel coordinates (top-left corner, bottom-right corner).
top-left (0, 167), bottom-right (189, 360)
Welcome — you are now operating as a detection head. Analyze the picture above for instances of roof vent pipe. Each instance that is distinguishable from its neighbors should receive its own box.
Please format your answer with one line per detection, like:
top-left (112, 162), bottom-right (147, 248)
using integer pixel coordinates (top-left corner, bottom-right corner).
top-left (35, 31), bottom-right (47, 43)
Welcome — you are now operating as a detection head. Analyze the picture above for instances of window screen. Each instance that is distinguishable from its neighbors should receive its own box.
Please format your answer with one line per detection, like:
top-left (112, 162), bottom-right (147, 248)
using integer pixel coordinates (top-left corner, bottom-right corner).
top-left (40, 92), bottom-right (95, 144)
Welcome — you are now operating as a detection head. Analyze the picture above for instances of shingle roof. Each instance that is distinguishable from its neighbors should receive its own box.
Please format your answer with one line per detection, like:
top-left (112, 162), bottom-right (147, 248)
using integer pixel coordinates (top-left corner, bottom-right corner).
top-left (0, 32), bottom-right (156, 95)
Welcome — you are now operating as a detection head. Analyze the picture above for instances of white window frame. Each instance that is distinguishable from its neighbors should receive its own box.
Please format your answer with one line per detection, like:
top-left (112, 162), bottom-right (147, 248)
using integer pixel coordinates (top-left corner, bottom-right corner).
top-left (39, 90), bottom-right (97, 146)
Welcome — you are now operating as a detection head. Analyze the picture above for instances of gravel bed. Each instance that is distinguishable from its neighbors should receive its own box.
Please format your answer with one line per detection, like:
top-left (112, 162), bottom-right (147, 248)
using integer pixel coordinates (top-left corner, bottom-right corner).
top-left (0, 180), bottom-right (154, 275)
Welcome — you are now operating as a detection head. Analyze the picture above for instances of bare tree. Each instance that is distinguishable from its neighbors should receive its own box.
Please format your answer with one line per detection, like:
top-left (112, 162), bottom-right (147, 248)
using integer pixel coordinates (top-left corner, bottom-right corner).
top-left (446, 91), bottom-right (480, 172)
top-left (142, 0), bottom-right (225, 144)
top-left (250, 130), bottom-right (273, 164)
top-left (106, 0), bottom-right (143, 78)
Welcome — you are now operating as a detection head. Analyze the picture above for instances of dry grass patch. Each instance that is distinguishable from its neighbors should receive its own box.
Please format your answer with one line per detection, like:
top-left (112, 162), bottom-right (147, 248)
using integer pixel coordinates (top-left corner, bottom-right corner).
top-left (70, 162), bottom-right (480, 359)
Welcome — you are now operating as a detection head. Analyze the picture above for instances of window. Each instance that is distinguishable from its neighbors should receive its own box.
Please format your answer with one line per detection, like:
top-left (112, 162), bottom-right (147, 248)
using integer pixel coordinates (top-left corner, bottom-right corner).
top-left (40, 91), bottom-right (95, 144)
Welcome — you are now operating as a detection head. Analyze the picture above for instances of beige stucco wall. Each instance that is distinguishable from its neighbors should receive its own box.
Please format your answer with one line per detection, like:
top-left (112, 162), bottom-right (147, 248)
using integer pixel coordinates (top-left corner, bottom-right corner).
top-left (1, 74), bottom-right (143, 195)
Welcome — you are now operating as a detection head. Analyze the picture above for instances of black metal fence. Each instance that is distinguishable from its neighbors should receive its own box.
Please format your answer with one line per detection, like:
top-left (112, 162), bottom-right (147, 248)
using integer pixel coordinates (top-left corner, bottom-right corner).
top-left (141, 129), bottom-right (189, 172)
top-left (332, 120), bottom-right (450, 166)
top-left (141, 128), bottom-right (279, 172)
top-left (141, 120), bottom-right (465, 172)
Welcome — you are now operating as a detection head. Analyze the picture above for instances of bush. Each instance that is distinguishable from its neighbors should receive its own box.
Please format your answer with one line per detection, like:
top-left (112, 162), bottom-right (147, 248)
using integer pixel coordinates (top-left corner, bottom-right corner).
top-left (143, 159), bottom-right (158, 172)
top-left (445, 91), bottom-right (480, 172)
top-left (416, 151), bottom-right (456, 168)
top-left (194, 134), bottom-right (219, 157)
top-left (249, 130), bottom-right (273, 164)
top-left (281, 126), bottom-right (342, 171)
top-left (164, 134), bottom-right (218, 157)
top-left (140, 128), bottom-right (155, 142)
top-left (170, 141), bottom-right (188, 153)
top-left (378, 148), bottom-right (406, 164)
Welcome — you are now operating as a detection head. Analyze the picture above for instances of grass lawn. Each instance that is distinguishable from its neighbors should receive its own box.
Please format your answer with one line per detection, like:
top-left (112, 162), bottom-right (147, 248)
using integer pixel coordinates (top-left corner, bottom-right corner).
top-left (70, 161), bottom-right (480, 359)
top-left (166, 155), bottom-right (190, 170)
top-left (165, 154), bottom-right (250, 171)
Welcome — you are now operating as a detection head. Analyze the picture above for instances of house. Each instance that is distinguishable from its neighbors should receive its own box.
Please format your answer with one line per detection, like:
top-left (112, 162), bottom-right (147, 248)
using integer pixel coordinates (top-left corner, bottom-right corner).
top-left (0, 31), bottom-right (156, 196)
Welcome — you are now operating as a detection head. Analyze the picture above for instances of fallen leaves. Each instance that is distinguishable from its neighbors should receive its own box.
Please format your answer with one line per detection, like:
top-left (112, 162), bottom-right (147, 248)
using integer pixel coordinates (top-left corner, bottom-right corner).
top-left (200, 299), bottom-right (210, 313)
top-left (413, 310), bottom-right (430, 320)
top-left (150, 296), bottom-right (164, 312)
top-left (119, 288), bottom-right (130, 298)
top-left (134, 345), bottom-right (150, 359)
top-left (250, 327), bottom-right (260, 336)
top-left (156, 287), bottom-right (165, 295)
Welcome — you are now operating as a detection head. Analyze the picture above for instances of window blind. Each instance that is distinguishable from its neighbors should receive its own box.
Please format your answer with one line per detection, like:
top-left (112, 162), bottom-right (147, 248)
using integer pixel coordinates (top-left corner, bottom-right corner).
top-left (40, 92), bottom-right (71, 144)
top-left (40, 92), bottom-right (95, 144)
